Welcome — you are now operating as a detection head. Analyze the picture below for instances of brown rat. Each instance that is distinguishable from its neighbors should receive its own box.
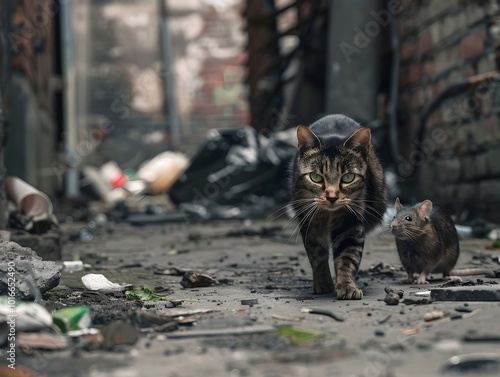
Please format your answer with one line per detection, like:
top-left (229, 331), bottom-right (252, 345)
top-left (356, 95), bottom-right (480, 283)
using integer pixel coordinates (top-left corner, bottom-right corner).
top-left (390, 198), bottom-right (495, 284)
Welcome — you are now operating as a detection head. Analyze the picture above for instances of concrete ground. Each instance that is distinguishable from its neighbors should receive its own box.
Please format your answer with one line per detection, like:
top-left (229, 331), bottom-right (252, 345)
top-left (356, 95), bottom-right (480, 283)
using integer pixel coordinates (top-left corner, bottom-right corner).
top-left (13, 217), bottom-right (500, 377)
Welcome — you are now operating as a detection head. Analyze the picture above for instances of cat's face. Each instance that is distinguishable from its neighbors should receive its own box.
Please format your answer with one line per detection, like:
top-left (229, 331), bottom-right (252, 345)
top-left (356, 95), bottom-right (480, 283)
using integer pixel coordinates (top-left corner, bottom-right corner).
top-left (294, 126), bottom-right (370, 213)
top-left (391, 198), bottom-right (433, 240)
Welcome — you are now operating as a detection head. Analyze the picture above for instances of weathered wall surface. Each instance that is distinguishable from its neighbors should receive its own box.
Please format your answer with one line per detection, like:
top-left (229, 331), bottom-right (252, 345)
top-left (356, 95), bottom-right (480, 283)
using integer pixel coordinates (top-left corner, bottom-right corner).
top-left (397, 0), bottom-right (500, 222)
top-left (3, 0), bottom-right (58, 196)
top-left (168, 0), bottom-right (249, 151)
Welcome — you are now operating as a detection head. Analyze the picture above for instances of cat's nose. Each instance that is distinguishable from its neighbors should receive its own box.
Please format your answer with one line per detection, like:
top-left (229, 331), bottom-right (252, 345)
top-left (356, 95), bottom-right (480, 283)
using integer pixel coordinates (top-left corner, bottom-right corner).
top-left (326, 196), bottom-right (338, 204)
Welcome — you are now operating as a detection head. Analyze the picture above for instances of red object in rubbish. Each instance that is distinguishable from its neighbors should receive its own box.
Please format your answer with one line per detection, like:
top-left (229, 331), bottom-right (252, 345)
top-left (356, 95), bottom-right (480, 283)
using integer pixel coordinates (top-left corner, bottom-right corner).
top-left (110, 174), bottom-right (127, 188)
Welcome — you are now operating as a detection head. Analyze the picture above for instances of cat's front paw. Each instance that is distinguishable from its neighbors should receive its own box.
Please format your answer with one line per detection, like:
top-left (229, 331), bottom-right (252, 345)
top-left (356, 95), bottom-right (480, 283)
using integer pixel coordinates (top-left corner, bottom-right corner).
top-left (336, 284), bottom-right (363, 300)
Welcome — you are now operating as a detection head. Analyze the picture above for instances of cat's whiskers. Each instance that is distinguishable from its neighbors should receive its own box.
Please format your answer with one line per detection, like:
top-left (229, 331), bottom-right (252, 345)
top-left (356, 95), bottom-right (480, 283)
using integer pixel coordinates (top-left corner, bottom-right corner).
top-left (267, 199), bottom-right (313, 221)
top-left (343, 202), bottom-right (367, 224)
top-left (348, 200), bottom-right (385, 222)
top-left (281, 201), bottom-right (317, 233)
top-left (303, 204), bottom-right (322, 244)
top-left (288, 203), bottom-right (317, 243)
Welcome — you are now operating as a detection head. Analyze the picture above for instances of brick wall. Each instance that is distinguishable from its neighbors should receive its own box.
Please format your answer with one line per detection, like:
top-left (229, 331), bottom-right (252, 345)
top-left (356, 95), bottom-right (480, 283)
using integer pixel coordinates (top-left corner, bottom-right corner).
top-left (397, 0), bottom-right (500, 222)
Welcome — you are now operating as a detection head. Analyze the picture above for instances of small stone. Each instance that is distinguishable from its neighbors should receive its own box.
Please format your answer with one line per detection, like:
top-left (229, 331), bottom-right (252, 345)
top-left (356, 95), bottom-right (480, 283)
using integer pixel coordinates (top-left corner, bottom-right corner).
top-left (180, 271), bottom-right (218, 288)
top-left (423, 310), bottom-right (445, 321)
top-left (0, 240), bottom-right (62, 299)
top-left (241, 298), bottom-right (259, 305)
top-left (402, 298), bottom-right (431, 305)
top-left (416, 342), bottom-right (432, 350)
top-left (385, 286), bottom-right (404, 298)
top-left (384, 292), bottom-right (400, 305)
top-left (375, 329), bottom-right (385, 337)
top-left (455, 306), bottom-right (473, 313)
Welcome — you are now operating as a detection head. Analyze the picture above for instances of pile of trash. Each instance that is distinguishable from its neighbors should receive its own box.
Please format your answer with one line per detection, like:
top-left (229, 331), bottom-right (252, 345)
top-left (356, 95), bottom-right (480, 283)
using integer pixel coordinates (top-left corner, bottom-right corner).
top-left (169, 127), bottom-right (297, 219)
top-left (80, 127), bottom-right (297, 222)
top-left (82, 151), bottom-right (189, 203)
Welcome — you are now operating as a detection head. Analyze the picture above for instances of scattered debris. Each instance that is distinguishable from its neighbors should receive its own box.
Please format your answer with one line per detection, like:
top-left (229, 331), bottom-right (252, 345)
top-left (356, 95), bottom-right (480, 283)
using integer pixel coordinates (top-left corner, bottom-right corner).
top-left (276, 325), bottom-right (325, 344)
top-left (125, 286), bottom-right (171, 301)
top-left (0, 364), bottom-right (39, 376)
top-left (180, 271), bottom-right (218, 288)
top-left (414, 291), bottom-right (431, 296)
top-left (17, 332), bottom-right (69, 350)
top-left (53, 306), bottom-right (91, 333)
top-left (101, 320), bottom-right (139, 350)
top-left (271, 314), bottom-right (303, 323)
top-left (67, 328), bottom-right (101, 337)
top-left (463, 333), bottom-right (500, 342)
top-left (384, 286), bottom-right (404, 297)
top-left (378, 315), bottom-right (391, 324)
top-left (434, 339), bottom-right (462, 353)
top-left (241, 298), bottom-right (259, 306)
top-left (0, 241), bottom-right (62, 299)
top-left (384, 292), bottom-right (401, 305)
top-left (168, 128), bottom-right (297, 220)
top-left (300, 308), bottom-right (344, 322)
top-left (133, 311), bottom-right (179, 331)
top-left (167, 324), bottom-right (275, 339)
top-left (0, 297), bottom-right (52, 331)
top-left (5, 176), bottom-right (55, 234)
top-left (431, 285), bottom-right (500, 301)
top-left (441, 353), bottom-right (500, 374)
top-left (488, 228), bottom-right (500, 241)
top-left (401, 326), bottom-right (421, 335)
top-left (402, 297), bottom-right (432, 305)
top-left (455, 306), bottom-right (473, 313)
top-left (63, 260), bottom-right (84, 272)
top-left (137, 151), bottom-right (188, 195)
top-left (423, 310), bottom-right (445, 322)
top-left (362, 263), bottom-right (397, 277)
top-left (81, 273), bottom-right (131, 291)
top-left (152, 266), bottom-right (186, 276)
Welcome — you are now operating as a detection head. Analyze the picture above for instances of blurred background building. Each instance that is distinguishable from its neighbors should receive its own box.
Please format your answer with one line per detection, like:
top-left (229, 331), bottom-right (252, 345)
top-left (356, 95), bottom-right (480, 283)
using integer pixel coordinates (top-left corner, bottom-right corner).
top-left (1, 0), bottom-right (500, 223)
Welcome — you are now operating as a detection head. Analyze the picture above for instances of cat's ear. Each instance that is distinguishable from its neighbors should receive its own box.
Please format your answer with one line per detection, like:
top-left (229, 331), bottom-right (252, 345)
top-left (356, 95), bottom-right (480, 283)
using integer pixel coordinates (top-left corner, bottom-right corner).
top-left (395, 197), bottom-right (403, 212)
top-left (297, 125), bottom-right (321, 149)
top-left (343, 127), bottom-right (371, 149)
top-left (417, 200), bottom-right (433, 220)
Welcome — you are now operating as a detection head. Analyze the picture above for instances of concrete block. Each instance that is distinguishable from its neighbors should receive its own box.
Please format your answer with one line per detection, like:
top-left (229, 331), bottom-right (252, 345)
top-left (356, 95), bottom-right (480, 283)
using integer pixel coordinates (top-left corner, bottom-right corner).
top-left (431, 285), bottom-right (500, 301)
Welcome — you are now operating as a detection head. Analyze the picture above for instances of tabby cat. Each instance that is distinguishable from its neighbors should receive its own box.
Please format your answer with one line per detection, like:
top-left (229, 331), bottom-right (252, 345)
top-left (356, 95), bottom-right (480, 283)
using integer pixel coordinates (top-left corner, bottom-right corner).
top-left (292, 115), bottom-right (387, 299)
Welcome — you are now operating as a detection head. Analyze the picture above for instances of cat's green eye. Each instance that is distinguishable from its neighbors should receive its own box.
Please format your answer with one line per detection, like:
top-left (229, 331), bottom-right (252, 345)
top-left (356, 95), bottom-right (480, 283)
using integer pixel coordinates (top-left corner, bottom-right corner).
top-left (341, 173), bottom-right (355, 184)
top-left (309, 172), bottom-right (323, 183)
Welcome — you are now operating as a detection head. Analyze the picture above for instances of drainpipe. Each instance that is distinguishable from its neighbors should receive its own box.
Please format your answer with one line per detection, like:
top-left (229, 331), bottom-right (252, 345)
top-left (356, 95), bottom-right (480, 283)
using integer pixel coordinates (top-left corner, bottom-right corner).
top-left (60, 1), bottom-right (79, 197)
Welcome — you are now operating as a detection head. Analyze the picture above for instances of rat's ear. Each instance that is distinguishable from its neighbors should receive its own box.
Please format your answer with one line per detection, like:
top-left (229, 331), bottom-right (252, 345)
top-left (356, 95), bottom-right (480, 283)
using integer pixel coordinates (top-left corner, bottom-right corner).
top-left (395, 197), bottom-right (403, 212)
top-left (297, 125), bottom-right (321, 150)
top-left (417, 200), bottom-right (433, 220)
top-left (343, 127), bottom-right (371, 149)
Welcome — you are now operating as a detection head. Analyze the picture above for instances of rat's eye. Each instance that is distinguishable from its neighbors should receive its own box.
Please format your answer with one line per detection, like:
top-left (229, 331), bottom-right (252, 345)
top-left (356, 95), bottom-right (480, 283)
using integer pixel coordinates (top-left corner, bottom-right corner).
top-left (341, 173), bottom-right (355, 184)
top-left (404, 216), bottom-right (412, 221)
top-left (309, 172), bottom-right (323, 183)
